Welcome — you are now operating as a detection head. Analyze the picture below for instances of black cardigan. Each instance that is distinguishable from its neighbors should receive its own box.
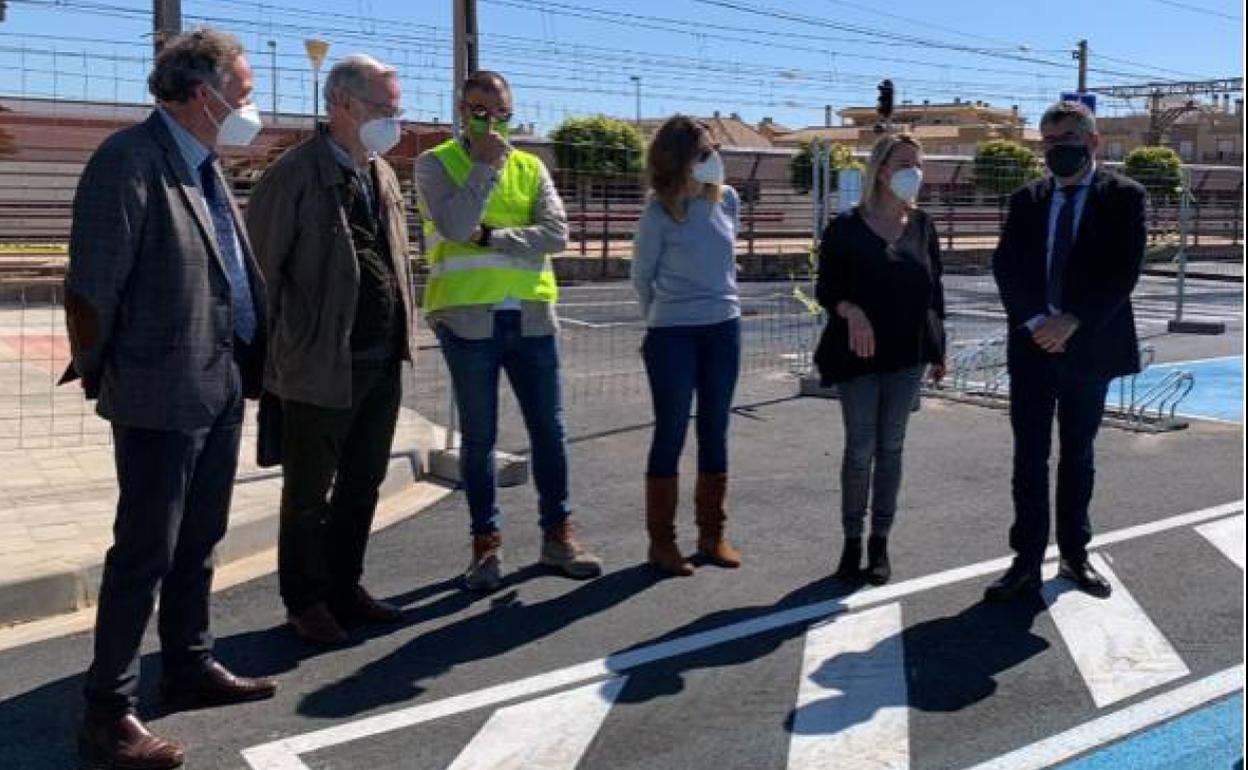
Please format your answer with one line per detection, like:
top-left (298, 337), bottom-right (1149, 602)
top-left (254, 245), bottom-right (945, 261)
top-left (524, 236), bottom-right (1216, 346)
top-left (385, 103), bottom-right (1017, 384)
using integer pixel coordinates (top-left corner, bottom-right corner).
top-left (814, 207), bottom-right (947, 385)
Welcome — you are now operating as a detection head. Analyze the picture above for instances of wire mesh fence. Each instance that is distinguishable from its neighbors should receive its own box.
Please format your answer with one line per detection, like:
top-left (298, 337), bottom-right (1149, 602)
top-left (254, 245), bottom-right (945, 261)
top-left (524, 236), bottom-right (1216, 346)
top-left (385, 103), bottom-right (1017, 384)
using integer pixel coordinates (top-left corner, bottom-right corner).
top-left (0, 83), bottom-right (1243, 448)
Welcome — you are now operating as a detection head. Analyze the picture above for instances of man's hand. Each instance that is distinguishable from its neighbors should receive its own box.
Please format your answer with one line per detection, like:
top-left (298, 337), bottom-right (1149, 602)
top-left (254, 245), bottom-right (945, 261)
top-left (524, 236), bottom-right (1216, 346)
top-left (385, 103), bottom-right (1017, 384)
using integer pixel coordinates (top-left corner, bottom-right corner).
top-left (929, 359), bottom-right (947, 385)
top-left (469, 129), bottom-right (508, 169)
top-left (1032, 313), bottom-right (1080, 353)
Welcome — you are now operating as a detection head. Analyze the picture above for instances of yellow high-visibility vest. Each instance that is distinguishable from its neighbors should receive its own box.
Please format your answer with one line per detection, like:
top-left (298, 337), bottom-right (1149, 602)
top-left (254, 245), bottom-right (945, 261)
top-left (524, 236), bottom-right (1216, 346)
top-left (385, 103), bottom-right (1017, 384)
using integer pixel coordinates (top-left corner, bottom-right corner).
top-left (421, 139), bottom-right (559, 312)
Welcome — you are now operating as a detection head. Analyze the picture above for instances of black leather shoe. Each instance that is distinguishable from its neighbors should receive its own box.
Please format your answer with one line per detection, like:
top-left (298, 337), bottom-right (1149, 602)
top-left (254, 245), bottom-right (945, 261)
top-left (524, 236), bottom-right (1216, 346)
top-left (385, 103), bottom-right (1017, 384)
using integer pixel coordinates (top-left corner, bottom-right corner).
top-left (834, 537), bottom-right (863, 580)
top-left (160, 660), bottom-right (277, 710)
top-left (984, 565), bottom-right (1042, 602)
top-left (1058, 558), bottom-right (1113, 598)
top-left (864, 536), bottom-right (892, 586)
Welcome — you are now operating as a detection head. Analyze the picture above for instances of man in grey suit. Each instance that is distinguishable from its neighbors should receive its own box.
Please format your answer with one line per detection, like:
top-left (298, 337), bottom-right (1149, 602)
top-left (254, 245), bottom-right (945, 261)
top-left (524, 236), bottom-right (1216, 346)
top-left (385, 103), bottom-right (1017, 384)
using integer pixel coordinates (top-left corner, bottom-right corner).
top-left (65, 29), bottom-right (277, 769)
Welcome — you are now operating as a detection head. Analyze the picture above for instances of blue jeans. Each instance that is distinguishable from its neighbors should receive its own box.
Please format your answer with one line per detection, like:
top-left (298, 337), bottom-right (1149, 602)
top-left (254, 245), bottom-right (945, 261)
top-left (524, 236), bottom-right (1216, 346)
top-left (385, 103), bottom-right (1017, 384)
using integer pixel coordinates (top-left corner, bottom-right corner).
top-left (435, 311), bottom-right (570, 536)
top-left (837, 365), bottom-right (924, 539)
top-left (642, 319), bottom-right (741, 477)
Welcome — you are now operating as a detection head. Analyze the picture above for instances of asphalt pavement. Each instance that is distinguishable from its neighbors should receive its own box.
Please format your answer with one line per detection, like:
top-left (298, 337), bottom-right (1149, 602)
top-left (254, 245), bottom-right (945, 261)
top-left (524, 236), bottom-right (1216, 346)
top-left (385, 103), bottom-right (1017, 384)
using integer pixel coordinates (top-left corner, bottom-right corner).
top-left (1, 383), bottom-right (1242, 770)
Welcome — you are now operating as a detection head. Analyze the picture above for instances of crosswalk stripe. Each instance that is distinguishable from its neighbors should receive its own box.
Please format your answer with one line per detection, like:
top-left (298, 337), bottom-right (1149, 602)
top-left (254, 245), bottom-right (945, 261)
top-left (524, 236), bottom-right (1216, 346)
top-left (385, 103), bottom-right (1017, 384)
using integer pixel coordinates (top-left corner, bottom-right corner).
top-left (444, 678), bottom-right (627, 770)
top-left (956, 665), bottom-right (1245, 770)
top-left (240, 502), bottom-right (1243, 770)
top-left (1042, 553), bottom-right (1189, 708)
top-left (787, 603), bottom-right (909, 770)
top-left (1195, 515), bottom-right (1246, 569)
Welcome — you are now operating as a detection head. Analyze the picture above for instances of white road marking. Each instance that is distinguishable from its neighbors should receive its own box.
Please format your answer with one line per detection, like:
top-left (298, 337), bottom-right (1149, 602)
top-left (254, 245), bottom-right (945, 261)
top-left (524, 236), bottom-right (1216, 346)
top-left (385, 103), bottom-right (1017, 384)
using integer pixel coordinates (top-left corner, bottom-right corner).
top-left (1195, 514), bottom-right (1246, 569)
top-left (787, 603), bottom-right (909, 770)
top-left (1042, 553), bottom-right (1189, 708)
top-left (240, 501), bottom-right (1242, 770)
top-left (957, 664), bottom-right (1245, 770)
top-left (445, 678), bottom-right (627, 770)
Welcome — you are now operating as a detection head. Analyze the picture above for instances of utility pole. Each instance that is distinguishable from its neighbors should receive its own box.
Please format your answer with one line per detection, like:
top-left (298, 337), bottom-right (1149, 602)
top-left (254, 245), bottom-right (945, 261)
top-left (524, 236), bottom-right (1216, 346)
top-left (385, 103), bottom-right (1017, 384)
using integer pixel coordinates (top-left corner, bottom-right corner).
top-left (453, 0), bottom-right (479, 136)
top-left (1074, 39), bottom-right (1088, 93)
top-left (153, 0), bottom-right (182, 57)
top-left (630, 75), bottom-right (641, 129)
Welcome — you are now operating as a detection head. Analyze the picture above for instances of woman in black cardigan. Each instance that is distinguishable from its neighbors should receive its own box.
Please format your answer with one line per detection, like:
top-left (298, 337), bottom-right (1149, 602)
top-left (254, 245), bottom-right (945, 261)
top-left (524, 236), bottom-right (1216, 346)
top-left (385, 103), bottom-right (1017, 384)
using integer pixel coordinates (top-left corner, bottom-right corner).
top-left (814, 133), bottom-right (947, 585)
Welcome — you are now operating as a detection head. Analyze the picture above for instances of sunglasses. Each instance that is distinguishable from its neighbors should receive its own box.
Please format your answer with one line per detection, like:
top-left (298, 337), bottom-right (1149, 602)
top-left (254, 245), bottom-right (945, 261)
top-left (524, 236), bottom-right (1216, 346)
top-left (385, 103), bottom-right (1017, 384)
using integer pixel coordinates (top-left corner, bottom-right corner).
top-left (468, 105), bottom-right (514, 123)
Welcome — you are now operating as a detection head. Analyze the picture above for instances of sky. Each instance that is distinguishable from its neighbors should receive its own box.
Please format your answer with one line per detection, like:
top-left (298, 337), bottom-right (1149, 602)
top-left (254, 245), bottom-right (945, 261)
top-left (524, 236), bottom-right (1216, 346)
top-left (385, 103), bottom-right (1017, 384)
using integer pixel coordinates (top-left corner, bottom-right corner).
top-left (0, 0), bottom-right (1242, 134)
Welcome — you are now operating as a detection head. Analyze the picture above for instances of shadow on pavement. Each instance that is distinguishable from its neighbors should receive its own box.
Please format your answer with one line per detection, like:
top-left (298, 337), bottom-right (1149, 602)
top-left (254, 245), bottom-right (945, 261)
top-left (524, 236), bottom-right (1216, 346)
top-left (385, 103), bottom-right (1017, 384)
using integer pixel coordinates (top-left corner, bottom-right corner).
top-left (297, 563), bottom-right (663, 718)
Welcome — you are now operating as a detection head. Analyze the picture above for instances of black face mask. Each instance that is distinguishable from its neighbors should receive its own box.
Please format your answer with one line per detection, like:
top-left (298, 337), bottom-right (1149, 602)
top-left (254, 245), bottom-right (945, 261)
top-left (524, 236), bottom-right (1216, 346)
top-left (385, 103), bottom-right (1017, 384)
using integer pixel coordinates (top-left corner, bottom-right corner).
top-left (1046, 144), bottom-right (1090, 178)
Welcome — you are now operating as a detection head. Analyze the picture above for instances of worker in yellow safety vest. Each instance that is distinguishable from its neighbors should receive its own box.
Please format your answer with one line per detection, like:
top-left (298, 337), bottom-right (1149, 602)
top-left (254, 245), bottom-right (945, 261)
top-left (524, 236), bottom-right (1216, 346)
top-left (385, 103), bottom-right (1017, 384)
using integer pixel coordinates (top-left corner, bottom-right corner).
top-left (414, 70), bottom-right (603, 592)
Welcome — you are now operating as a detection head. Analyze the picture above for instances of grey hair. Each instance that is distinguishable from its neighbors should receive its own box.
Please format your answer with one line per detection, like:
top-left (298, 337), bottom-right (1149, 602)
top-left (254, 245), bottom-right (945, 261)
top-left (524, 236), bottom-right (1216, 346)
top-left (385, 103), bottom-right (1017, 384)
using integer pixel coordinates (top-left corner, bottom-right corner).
top-left (1040, 101), bottom-right (1097, 135)
top-left (324, 54), bottom-right (398, 111)
top-left (148, 28), bottom-right (244, 103)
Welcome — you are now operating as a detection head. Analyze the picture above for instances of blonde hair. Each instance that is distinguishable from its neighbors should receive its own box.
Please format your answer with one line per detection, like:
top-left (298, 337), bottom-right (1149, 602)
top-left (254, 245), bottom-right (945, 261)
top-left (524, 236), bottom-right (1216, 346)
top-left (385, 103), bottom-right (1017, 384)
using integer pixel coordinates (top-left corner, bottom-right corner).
top-left (859, 133), bottom-right (922, 214)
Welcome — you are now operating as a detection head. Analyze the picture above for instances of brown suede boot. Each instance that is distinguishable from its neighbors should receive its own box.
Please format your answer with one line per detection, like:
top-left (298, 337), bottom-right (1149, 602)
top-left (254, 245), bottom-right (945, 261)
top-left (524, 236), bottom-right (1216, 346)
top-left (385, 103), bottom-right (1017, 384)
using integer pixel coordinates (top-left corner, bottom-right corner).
top-left (646, 475), bottom-right (693, 576)
top-left (695, 472), bottom-right (742, 568)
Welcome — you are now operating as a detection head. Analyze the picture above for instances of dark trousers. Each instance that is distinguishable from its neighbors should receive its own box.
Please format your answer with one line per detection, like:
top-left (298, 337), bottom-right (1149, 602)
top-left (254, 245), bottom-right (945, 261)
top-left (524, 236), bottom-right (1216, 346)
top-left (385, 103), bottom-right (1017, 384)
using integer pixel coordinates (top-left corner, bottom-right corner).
top-left (1008, 345), bottom-right (1110, 572)
top-left (642, 319), bottom-right (741, 477)
top-left (434, 312), bottom-right (570, 537)
top-left (83, 371), bottom-right (244, 719)
top-left (278, 364), bottom-right (401, 615)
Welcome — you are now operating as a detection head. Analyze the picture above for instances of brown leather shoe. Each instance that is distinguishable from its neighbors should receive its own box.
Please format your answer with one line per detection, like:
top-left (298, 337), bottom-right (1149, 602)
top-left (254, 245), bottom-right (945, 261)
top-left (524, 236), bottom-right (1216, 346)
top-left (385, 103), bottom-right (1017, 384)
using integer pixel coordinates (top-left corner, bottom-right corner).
top-left (160, 660), bottom-right (277, 710)
top-left (288, 602), bottom-right (350, 645)
top-left (333, 585), bottom-right (403, 623)
top-left (79, 713), bottom-right (185, 769)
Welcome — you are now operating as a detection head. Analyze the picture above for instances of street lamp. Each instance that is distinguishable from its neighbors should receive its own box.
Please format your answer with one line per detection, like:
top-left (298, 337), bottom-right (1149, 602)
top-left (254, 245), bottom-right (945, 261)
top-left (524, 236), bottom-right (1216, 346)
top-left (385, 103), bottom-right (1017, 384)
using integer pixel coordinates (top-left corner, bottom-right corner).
top-left (629, 74), bottom-right (641, 129)
top-left (304, 38), bottom-right (330, 125)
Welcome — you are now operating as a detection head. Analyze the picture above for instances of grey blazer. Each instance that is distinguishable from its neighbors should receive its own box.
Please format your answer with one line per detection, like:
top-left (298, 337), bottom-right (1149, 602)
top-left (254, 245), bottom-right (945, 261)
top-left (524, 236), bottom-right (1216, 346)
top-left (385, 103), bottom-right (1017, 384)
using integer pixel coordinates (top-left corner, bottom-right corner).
top-left (64, 111), bottom-right (267, 432)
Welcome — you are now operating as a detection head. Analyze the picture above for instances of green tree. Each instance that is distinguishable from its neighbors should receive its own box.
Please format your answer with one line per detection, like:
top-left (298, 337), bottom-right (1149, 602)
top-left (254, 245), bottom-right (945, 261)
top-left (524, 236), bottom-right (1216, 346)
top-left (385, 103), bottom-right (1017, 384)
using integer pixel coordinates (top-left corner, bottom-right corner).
top-left (549, 115), bottom-right (644, 177)
top-left (1123, 146), bottom-right (1182, 201)
top-left (790, 141), bottom-right (860, 194)
top-left (974, 139), bottom-right (1041, 196)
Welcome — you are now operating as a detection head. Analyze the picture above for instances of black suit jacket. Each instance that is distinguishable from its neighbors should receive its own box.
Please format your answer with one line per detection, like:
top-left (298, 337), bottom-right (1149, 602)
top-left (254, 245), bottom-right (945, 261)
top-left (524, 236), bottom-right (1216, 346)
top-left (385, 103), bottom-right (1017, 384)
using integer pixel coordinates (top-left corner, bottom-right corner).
top-left (63, 111), bottom-right (267, 431)
top-left (991, 169), bottom-right (1147, 380)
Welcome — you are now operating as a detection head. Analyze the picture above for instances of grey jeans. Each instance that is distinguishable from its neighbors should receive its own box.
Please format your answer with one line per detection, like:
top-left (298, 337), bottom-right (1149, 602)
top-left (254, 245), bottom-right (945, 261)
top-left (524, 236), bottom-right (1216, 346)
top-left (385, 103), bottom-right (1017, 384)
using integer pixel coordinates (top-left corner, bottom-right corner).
top-left (837, 365), bottom-right (925, 539)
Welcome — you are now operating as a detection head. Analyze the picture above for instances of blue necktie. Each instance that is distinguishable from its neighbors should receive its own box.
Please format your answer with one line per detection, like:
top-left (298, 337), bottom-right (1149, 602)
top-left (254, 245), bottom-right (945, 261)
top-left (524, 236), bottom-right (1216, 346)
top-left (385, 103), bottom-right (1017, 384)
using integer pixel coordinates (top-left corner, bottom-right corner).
top-left (199, 155), bottom-right (257, 345)
top-left (1048, 185), bottom-right (1080, 311)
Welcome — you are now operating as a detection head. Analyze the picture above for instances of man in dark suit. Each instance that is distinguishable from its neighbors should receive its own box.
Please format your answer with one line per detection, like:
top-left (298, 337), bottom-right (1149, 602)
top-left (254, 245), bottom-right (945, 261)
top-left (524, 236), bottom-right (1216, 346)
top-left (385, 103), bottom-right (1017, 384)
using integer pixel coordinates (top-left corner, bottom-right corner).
top-left (987, 100), bottom-right (1147, 603)
top-left (65, 29), bottom-right (277, 769)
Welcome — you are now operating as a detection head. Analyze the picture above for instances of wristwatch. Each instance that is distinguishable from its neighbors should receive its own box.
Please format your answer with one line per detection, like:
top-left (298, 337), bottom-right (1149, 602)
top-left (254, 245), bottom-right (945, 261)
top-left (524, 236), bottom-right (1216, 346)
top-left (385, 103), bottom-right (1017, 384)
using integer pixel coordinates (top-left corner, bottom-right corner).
top-left (476, 225), bottom-right (493, 248)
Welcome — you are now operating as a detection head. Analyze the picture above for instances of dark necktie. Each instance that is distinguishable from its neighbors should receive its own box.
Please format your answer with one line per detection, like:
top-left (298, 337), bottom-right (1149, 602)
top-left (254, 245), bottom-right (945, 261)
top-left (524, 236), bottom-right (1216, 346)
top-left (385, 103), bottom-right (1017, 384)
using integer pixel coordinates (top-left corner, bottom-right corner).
top-left (1048, 185), bottom-right (1080, 311)
top-left (199, 155), bottom-right (258, 344)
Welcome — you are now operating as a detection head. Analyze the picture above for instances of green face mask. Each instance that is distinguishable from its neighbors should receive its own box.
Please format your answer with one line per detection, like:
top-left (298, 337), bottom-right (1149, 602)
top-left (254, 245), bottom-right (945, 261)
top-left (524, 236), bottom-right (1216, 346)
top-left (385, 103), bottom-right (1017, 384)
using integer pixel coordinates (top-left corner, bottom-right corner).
top-left (469, 115), bottom-right (510, 140)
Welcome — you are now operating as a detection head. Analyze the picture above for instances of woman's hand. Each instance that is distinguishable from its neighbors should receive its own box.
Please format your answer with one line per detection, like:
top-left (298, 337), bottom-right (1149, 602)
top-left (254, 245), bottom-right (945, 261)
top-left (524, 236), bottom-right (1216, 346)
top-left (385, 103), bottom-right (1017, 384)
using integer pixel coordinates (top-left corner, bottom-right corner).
top-left (839, 302), bottom-right (875, 359)
top-left (929, 359), bottom-right (947, 385)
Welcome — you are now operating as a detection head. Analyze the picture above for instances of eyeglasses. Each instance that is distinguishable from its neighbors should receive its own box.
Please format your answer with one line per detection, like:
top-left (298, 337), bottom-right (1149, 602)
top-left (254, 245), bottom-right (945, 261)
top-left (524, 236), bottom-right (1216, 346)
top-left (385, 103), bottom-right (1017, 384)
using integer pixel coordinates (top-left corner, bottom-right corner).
top-left (353, 93), bottom-right (403, 120)
top-left (467, 104), bottom-right (514, 123)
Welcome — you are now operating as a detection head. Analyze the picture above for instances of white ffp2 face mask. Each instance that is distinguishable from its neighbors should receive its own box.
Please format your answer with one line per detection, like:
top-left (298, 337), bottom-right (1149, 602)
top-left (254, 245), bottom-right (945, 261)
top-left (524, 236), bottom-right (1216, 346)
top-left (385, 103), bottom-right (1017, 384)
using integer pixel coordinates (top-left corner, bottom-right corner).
top-left (888, 167), bottom-right (923, 203)
top-left (360, 117), bottom-right (402, 155)
top-left (692, 150), bottom-right (725, 185)
top-left (205, 87), bottom-right (263, 147)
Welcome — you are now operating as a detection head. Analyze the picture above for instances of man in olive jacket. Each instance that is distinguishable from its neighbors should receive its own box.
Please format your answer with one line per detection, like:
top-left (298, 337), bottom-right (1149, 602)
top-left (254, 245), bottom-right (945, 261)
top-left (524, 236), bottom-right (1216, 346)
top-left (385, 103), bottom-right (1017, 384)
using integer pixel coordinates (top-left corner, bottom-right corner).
top-left (246, 54), bottom-right (415, 645)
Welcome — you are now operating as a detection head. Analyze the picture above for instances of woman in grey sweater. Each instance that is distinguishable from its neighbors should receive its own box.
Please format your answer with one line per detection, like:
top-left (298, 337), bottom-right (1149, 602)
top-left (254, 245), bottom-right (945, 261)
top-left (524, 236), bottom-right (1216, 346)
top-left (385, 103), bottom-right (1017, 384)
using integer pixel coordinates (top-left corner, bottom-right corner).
top-left (631, 116), bottom-right (742, 577)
